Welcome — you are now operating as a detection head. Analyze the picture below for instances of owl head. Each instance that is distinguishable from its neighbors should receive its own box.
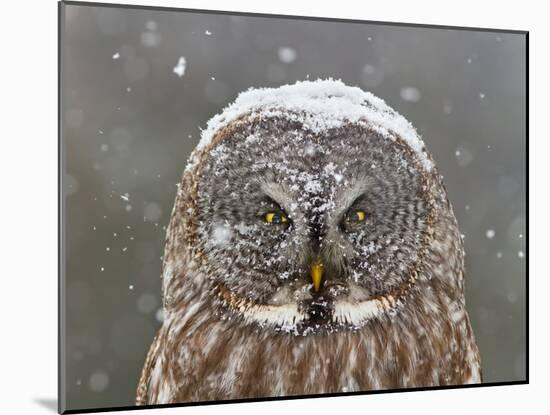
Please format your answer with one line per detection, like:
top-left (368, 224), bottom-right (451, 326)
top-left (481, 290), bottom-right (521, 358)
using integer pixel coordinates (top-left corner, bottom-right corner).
top-left (163, 80), bottom-right (455, 335)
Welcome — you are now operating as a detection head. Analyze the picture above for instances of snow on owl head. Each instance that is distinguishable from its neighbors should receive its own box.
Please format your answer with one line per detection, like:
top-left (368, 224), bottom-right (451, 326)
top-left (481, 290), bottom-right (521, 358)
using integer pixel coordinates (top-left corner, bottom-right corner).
top-left (137, 80), bottom-right (481, 405)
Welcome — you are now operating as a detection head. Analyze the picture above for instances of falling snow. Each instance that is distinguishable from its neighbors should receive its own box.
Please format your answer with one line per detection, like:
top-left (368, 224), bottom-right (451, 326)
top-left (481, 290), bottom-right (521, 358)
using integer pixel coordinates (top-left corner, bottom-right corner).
top-left (400, 87), bottom-right (421, 102)
top-left (211, 224), bottom-right (233, 246)
top-left (155, 308), bottom-right (165, 323)
top-left (89, 371), bottom-right (109, 392)
top-left (173, 56), bottom-right (187, 77)
top-left (278, 47), bottom-right (297, 63)
top-left (63, 21), bottom-right (526, 398)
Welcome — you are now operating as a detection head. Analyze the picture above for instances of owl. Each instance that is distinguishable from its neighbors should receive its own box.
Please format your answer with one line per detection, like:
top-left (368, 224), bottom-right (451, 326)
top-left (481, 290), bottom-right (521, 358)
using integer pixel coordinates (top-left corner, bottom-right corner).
top-left (136, 79), bottom-right (481, 405)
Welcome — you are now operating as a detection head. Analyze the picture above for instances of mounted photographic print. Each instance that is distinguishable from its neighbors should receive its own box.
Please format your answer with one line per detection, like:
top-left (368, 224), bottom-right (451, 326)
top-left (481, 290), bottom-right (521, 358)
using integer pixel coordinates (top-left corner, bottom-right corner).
top-left (59, 1), bottom-right (528, 413)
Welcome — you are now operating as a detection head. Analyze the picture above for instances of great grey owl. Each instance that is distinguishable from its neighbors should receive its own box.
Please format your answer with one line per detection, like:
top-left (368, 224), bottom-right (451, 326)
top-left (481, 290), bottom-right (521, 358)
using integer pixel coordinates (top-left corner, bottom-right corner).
top-left (136, 79), bottom-right (481, 405)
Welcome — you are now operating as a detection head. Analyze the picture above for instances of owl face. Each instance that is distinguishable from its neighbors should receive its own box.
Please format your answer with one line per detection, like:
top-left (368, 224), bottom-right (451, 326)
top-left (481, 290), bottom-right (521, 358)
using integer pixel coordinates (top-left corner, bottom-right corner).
top-left (193, 115), bottom-right (433, 333)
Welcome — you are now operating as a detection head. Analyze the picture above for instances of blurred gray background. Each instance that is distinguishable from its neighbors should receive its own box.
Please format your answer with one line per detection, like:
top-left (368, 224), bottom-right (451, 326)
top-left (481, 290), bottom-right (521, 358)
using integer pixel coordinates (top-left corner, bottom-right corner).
top-left (61, 3), bottom-right (526, 411)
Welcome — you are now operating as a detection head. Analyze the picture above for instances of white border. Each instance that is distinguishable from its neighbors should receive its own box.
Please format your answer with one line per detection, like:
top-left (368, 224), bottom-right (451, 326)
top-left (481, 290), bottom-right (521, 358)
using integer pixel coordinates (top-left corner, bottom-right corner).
top-left (1, 0), bottom-right (543, 414)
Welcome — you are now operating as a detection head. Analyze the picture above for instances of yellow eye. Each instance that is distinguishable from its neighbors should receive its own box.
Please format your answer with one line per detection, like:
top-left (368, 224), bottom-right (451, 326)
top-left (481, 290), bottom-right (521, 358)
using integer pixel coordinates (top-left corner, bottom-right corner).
top-left (265, 212), bottom-right (288, 224)
top-left (347, 210), bottom-right (366, 223)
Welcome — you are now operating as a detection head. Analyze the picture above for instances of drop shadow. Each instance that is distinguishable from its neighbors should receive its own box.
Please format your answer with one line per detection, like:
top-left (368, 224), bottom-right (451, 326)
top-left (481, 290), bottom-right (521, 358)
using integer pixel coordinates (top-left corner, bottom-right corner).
top-left (34, 398), bottom-right (57, 413)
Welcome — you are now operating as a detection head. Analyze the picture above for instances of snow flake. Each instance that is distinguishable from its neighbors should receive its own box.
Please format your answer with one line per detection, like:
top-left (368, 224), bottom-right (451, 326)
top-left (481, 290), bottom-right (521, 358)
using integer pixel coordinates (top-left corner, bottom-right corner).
top-left (400, 87), bottom-right (421, 103)
top-left (112, 52), bottom-right (120, 60)
top-left (363, 64), bottom-right (375, 75)
top-left (89, 371), bottom-right (109, 392)
top-left (278, 47), bottom-right (297, 63)
top-left (173, 56), bottom-right (187, 77)
top-left (145, 20), bottom-right (157, 31)
top-left (155, 308), bottom-right (165, 322)
top-left (486, 229), bottom-right (495, 239)
top-left (211, 224), bottom-right (232, 246)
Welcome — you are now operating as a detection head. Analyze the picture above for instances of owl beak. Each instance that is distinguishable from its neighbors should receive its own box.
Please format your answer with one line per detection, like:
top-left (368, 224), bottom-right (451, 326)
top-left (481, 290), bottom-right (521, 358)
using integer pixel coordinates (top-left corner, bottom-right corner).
top-left (311, 260), bottom-right (324, 292)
